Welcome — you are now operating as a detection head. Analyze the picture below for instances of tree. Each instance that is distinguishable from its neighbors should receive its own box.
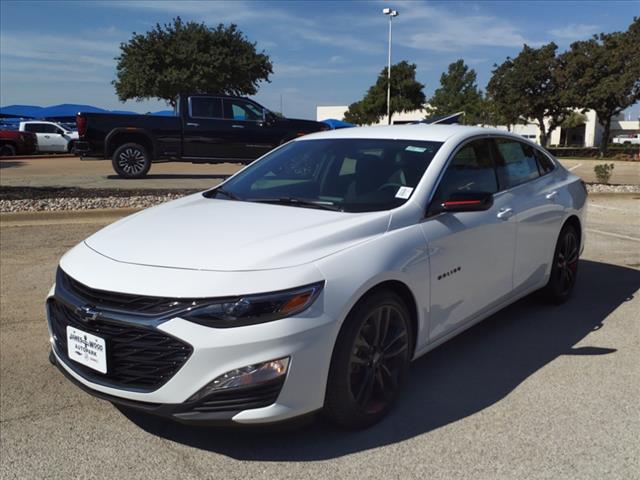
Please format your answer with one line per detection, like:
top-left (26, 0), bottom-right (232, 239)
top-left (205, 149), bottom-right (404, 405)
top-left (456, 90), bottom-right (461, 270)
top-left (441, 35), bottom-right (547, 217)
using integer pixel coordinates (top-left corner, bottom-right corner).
top-left (428, 60), bottom-right (484, 124)
top-left (558, 17), bottom-right (640, 154)
top-left (114, 17), bottom-right (273, 108)
top-left (487, 43), bottom-right (570, 146)
top-left (559, 111), bottom-right (587, 146)
top-left (343, 61), bottom-right (425, 125)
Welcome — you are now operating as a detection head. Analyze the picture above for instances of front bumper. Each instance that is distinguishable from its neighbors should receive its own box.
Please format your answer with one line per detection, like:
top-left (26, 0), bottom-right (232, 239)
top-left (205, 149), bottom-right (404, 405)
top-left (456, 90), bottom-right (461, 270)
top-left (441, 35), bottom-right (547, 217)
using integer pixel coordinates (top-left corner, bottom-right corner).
top-left (47, 272), bottom-right (338, 425)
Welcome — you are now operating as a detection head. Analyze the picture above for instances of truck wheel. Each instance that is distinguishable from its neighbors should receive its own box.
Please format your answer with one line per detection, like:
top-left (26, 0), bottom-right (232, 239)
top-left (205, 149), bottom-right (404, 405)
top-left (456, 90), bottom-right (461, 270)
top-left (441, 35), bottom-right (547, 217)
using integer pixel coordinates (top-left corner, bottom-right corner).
top-left (112, 143), bottom-right (151, 179)
top-left (0, 144), bottom-right (16, 156)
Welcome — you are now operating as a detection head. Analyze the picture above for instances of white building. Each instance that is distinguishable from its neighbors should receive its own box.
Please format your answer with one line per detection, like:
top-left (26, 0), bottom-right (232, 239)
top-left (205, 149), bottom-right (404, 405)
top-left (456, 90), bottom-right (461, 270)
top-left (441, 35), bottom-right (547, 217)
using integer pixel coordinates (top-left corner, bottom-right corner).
top-left (316, 105), bottom-right (640, 147)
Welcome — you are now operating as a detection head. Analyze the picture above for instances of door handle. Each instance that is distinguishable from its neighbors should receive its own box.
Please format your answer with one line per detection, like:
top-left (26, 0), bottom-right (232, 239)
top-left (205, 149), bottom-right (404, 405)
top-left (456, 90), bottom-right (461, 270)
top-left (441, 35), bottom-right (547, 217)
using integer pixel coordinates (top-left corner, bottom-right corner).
top-left (232, 124), bottom-right (245, 129)
top-left (44, 135), bottom-right (50, 138)
top-left (545, 190), bottom-right (558, 201)
top-left (186, 122), bottom-right (199, 127)
top-left (497, 208), bottom-right (514, 220)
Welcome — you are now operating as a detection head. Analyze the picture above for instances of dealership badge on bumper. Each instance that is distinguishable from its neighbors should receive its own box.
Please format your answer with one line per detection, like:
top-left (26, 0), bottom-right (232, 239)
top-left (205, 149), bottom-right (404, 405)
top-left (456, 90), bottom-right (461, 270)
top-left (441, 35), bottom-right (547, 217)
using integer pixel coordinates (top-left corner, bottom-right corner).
top-left (66, 326), bottom-right (107, 374)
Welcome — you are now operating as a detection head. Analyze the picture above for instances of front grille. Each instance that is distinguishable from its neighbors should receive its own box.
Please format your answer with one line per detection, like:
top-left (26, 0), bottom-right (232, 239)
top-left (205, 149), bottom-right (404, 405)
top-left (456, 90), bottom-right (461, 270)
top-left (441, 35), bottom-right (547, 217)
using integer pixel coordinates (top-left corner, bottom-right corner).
top-left (58, 268), bottom-right (198, 315)
top-left (191, 380), bottom-right (284, 413)
top-left (48, 299), bottom-right (193, 391)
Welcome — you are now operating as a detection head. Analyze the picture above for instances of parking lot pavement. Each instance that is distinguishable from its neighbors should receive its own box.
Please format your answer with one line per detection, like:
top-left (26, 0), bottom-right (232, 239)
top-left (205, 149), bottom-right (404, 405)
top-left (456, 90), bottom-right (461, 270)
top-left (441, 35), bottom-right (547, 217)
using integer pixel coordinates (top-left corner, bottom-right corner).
top-left (560, 158), bottom-right (640, 185)
top-left (0, 156), bottom-right (242, 190)
top-left (1, 156), bottom-right (638, 191)
top-left (0, 196), bottom-right (638, 480)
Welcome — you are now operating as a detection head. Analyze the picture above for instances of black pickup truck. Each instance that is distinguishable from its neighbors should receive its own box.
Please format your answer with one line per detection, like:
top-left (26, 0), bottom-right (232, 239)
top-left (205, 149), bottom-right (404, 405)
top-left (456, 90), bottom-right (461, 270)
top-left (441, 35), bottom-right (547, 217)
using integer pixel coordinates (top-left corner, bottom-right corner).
top-left (75, 94), bottom-right (329, 178)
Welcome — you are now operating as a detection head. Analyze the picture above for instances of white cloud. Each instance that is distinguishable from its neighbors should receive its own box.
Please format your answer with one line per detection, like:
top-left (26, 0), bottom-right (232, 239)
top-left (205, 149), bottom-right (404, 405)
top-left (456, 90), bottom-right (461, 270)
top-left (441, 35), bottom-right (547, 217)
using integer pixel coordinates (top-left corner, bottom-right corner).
top-left (389, 1), bottom-right (541, 52)
top-left (547, 24), bottom-right (599, 40)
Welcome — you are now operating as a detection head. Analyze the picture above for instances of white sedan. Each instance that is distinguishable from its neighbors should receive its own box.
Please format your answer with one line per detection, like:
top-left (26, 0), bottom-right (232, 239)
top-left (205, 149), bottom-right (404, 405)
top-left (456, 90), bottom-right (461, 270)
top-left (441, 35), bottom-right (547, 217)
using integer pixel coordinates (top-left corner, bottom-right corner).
top-left (47, 125), bottom-right (586, 429)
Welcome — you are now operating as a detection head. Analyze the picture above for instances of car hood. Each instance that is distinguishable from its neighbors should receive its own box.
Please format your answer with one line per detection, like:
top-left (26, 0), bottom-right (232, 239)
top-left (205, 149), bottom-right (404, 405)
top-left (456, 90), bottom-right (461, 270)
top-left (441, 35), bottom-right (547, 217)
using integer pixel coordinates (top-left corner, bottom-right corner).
top-left (85, 194), bottom-right (390, 271)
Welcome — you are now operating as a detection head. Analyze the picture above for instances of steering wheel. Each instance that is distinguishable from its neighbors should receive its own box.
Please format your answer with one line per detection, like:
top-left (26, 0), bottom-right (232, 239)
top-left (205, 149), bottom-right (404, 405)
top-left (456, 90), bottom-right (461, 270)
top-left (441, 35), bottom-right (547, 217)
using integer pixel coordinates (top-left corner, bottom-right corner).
top-left (377, 182), bottom-right (405, 192)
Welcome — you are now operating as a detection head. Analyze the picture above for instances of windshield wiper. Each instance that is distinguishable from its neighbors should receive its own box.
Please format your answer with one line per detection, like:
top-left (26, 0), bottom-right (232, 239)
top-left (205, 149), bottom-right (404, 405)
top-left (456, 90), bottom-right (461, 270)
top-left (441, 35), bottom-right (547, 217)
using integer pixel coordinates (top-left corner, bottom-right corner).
top-left (209, 187), bottom-right (241, 200)
top-left (247, 197), bottom-right (343, 211)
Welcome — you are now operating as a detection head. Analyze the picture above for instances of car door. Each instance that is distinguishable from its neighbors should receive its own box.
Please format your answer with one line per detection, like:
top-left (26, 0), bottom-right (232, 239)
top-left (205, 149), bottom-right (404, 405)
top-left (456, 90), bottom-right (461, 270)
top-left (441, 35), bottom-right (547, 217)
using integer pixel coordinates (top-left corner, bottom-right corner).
top-left (492, 138), bottom-right (565, 293)
top-left (222, 98), bottom-right (275, 159)
top-left (421, 138), bottom-right (517, 341)
top-left (48, 124), bottom-right (69, 151)
top-left (182, 96), bottom-right (237, 159)
top-left (24, 123), bottom-right (54, 151)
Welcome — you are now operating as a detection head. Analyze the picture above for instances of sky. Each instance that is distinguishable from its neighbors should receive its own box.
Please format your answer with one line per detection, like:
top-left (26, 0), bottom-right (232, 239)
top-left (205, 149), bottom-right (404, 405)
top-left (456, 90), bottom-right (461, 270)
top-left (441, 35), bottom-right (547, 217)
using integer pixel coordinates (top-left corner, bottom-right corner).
top-left (1, 0), bottom-right (638, 120)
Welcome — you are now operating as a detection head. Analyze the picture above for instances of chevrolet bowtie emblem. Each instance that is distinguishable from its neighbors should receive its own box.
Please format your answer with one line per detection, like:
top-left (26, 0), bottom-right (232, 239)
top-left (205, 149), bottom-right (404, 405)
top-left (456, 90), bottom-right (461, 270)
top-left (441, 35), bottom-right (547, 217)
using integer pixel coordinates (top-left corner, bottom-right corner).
top-left (75, 305), bottom-right (101, 322)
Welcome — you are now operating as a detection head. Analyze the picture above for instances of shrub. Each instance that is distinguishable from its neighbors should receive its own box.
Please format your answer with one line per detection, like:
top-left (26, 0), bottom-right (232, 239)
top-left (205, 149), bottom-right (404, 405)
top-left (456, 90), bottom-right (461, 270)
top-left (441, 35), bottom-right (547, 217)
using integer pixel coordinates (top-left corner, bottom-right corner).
top-left (594, 163), bottom-right (615, 184)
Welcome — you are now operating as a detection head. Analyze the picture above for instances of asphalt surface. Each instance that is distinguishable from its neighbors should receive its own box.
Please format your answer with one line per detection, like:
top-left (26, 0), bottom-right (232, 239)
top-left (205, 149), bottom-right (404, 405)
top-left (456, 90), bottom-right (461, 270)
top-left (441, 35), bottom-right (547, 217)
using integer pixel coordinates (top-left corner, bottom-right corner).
top-left (0, 194), bottom-right (638, 479)
top-left (1, 156), bottom-right (639, 190)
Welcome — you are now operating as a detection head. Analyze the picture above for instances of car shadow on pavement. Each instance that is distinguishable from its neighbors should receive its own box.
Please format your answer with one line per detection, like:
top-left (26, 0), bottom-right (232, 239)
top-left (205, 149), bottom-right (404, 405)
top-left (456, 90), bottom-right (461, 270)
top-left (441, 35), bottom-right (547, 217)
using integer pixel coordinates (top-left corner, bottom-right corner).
top-left (0, 161), bottom-right (25, 169)
top-left (119, 259), bottom-right (639, 461)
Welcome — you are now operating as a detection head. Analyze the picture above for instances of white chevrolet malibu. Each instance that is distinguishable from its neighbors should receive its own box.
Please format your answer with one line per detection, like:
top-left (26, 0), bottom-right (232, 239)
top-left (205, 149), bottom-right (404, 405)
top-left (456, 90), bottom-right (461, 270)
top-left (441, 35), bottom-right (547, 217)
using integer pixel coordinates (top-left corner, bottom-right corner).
top-left (48, 125), bottom-right (587, 429)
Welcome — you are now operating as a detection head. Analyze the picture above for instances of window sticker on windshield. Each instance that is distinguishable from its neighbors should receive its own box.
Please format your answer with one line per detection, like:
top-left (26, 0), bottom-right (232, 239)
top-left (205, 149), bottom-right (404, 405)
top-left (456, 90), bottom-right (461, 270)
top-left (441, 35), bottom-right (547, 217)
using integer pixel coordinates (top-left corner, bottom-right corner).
top-left (405, 146), bottom-right (427, 153)
top-left (395, 186), bottom-right (414, 199)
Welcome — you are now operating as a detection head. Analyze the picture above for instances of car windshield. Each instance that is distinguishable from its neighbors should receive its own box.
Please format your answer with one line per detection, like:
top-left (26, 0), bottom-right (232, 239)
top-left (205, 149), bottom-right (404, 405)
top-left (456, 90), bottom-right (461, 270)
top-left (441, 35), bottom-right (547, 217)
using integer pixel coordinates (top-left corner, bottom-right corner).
top-left (205, 138), bottom-right (442, 213)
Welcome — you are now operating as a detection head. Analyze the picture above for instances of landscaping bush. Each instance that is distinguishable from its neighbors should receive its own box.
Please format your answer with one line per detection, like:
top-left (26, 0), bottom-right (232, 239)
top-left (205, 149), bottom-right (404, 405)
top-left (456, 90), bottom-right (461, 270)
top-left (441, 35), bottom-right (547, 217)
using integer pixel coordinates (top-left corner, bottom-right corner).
top-left (594, 163), bottom-right (615, 183)
top-left (548, 146), bottom-right (639, 161)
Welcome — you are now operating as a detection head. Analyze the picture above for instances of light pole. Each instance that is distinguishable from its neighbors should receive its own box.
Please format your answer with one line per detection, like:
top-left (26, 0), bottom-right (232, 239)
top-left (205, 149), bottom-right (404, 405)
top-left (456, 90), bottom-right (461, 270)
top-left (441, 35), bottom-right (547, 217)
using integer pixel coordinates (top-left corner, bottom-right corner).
top-left (383, 7), bottom-right (398, 125)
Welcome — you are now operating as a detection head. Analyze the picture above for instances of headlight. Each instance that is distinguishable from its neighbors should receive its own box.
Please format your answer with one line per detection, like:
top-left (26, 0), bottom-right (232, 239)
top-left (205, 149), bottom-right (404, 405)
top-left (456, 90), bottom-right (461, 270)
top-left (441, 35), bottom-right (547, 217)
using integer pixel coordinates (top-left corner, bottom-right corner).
top-left (182, 282), bottom-right (324, 328)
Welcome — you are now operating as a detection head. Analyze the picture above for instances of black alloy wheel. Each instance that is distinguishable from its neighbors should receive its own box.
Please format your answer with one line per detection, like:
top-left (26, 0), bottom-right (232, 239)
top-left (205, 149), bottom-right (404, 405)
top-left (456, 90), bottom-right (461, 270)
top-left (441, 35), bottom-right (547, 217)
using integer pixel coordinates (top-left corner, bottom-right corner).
top-left (112, 143), bottom-right (151, 179)
top-left (544, 224), bottom-right (579, 304)
top-left (324, 290), bottom-right (412, 429)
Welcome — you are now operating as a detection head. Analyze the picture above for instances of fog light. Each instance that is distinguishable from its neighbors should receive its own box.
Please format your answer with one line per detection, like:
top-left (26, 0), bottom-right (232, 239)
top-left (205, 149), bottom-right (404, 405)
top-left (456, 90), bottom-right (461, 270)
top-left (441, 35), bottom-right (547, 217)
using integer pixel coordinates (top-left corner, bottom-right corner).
top-left (188, 357), bottom-right (290, 402)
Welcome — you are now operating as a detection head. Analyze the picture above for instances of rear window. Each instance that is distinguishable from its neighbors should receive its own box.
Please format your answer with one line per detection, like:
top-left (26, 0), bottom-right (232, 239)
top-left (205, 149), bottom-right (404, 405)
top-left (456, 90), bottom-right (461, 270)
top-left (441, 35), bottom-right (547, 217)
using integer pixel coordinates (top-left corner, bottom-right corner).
top-left (189, 97), bottom-right (223, 118)
top-left (494, 138), bottom-right (540, 189)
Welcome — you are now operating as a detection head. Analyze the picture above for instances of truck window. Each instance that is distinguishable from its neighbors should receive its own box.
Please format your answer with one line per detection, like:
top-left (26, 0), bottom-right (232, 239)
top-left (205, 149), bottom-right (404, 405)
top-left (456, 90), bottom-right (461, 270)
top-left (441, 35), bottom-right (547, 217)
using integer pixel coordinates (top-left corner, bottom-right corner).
top-left (189, 97), bottom-right (223, 119)
top-left (223, 99), bottom-right (263, 122)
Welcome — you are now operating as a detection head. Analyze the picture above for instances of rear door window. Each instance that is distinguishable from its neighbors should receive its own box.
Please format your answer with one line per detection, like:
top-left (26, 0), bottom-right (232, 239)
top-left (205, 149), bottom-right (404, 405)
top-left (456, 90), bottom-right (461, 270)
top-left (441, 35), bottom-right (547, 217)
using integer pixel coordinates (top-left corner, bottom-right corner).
top-left (189, 97), bottom-right (223, 118)
top-left (494, 138), bottom-right (540, 189)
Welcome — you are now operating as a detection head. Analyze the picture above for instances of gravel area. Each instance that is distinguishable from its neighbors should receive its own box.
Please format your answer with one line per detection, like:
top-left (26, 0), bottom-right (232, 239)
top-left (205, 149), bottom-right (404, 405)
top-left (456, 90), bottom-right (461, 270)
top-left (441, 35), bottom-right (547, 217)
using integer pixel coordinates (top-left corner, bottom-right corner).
top-left (0, 184), bottom-right (638, 213)
top-left (585, 183), bottom-right (640, 194)
top-left (0, 187), bottom-right (197, 213)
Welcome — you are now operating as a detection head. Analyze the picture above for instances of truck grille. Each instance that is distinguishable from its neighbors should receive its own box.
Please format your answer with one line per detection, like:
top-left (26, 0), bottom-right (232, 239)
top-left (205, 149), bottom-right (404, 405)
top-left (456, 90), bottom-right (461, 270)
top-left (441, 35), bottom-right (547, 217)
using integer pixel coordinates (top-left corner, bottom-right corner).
top-left (48, 298), bottom-right (192, 391)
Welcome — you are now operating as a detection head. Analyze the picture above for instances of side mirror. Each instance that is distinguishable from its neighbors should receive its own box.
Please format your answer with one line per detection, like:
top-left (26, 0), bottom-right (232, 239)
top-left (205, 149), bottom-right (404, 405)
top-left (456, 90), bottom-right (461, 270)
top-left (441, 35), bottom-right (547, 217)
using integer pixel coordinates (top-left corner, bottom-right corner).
top-left (438, 192), bottom-right (494, 213)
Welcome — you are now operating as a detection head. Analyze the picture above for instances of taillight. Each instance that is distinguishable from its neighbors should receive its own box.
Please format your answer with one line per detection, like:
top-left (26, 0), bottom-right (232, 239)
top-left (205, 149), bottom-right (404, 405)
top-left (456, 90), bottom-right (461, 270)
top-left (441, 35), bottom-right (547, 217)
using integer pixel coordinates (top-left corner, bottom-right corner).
top-left (76, 114), bottom-right (87, 137)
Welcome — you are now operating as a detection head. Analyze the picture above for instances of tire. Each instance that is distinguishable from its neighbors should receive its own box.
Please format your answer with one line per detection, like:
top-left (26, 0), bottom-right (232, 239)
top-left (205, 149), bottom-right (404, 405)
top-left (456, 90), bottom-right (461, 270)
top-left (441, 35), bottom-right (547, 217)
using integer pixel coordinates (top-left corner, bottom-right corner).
top-left (111, 143), bottom-right (151, 179)
top-left (324, 290), bottom-right (412, 429)
top-left (542, 224), bottom-right (580, 304)
top-left (0, 144), bottom-right (16, 156)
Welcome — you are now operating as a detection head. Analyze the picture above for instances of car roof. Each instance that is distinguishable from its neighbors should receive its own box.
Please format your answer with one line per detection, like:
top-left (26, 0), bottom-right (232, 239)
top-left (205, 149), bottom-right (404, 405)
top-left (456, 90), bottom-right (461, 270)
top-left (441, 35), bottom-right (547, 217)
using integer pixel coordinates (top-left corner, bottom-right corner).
top-left (297, 123), bottom-right (519, 143)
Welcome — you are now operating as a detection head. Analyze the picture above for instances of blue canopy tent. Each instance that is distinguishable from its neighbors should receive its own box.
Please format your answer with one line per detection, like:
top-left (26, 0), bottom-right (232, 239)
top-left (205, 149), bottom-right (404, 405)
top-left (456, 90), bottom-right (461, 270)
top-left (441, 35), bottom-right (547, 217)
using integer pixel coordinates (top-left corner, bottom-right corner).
top-left (151, 110), bottom-right (175, 116)
top-left (37, 104), bottom-right (108, 122)
top-left (0, 105), bottom-right (45, 119)
top-left (322, 118), bottom-right (355, 129)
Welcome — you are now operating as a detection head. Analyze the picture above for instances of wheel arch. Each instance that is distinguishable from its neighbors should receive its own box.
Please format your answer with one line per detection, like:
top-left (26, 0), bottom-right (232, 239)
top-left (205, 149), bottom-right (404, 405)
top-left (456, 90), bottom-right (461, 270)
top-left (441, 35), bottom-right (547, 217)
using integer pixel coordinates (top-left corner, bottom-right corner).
top-left (105, 128), bottom-right (155, 158)
top-left (563, 214), bottom-right (582, 249)
top-left (342, 279), bottom-right (420, 359)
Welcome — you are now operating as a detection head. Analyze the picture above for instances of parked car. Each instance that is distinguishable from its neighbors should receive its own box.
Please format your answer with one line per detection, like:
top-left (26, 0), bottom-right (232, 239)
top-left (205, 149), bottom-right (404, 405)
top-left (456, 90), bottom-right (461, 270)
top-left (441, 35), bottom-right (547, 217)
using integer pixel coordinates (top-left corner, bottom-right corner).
top-left (74, 94), bottom-right (329, 179)
top-left (47, 125), bottom-right (586, 429)
top-left (19, 121), bottom-right (78, 153)
top-left (612, 133), bottom-right (640, 145)
top-left (0, 129), bottom-right (38, 156)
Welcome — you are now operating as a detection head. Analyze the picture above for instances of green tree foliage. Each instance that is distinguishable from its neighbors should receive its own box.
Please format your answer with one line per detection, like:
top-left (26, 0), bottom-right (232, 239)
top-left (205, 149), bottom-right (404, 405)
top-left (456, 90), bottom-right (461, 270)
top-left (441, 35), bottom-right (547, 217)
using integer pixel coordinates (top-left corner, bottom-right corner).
top-left (343, 61), bottom-right (426, 125)
top-left (487, 43), bottom-right (570, 146)
top-left (428, 60), bottom-right (484, 124)
top-left (114, 17), bottom-right (273, 108)
top-left (558, 17), bottom-right (640, 154)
